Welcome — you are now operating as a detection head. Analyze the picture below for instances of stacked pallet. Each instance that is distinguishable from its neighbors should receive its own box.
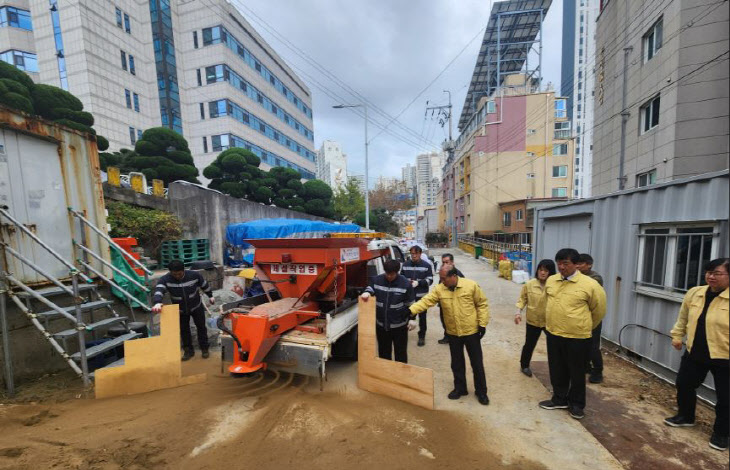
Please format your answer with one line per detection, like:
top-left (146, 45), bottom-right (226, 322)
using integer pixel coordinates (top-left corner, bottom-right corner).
top-left (160, 239), bottom-right (210, 266)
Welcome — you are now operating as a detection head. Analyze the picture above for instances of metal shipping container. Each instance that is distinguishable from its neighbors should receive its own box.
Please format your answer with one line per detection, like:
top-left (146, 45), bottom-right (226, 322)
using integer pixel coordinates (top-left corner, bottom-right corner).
top-left (533, 171), bottom-right (729, 398)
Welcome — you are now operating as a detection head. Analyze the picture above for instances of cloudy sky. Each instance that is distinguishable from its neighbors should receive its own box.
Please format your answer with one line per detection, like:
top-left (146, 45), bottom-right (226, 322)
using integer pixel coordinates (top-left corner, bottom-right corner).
top-left (233, 0), bottom-right (564, 184)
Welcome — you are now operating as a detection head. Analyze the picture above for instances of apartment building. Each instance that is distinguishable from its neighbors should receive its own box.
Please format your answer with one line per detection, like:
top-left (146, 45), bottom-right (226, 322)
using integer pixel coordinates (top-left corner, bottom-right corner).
top-left (592, 0), bottom-right (729, 195)
top-left (315, 139), bottom-right (347, 190)
top-left (0, 0), bottom-right (316, 179)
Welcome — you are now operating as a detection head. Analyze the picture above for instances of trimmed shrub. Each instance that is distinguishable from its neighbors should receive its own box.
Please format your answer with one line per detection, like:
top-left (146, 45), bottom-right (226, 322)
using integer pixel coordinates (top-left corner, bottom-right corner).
top-left (0, 60), bottom-right (34, 90)
top-left (31, 84), bottom-right (83, 120)
top-left (0, 78), bottom-right (31, 99)
top-left (96, 135), bottom-right (109, 151)
top-left (0, 92), bottom-right (33, 114)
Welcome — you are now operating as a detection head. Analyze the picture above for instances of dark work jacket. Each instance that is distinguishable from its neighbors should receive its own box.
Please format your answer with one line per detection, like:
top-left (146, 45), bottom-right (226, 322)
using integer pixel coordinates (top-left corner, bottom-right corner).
top-left (401, 259), bottom-right (433, 300)
top-left (365, 274), bottom-right (415, 330)
top-left (153, 271), bottom-right (212, 314)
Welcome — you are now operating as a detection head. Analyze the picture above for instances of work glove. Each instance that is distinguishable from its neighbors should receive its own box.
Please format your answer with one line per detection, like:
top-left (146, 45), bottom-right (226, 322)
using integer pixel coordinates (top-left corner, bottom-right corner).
top-left (209, 297), bottom-right (216, 305)
top-left (408, 320), bottom-right (418, 331)
top-left (478, 326), bottom-right (486, 339)
top-left (152, 303), bottom-right (163, 313)
top-left (361, 292), bottom-right (371, 301)
top-left (411, 280), bottom-right (419, 288)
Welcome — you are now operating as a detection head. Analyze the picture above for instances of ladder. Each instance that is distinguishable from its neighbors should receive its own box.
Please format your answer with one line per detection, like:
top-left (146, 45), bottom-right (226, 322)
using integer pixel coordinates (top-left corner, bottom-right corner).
top-left (0, 206), bottom-right (154, 396)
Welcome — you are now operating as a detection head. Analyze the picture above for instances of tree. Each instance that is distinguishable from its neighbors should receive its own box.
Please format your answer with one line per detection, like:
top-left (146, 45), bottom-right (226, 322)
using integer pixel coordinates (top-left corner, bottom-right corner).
top-left (368, 181), bottom-right (415, 212)
top-left (333, 178), bottom-right (365, 221)
top-left (355, 208), bottom-right (399, 234)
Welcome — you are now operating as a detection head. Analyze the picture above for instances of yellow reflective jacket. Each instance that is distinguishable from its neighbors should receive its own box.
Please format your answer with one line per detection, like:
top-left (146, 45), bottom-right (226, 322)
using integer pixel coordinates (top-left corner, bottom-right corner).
top-left (409, 277), bottom-right (489, 337)
top-left (671, 286), bottom-right (729, 360)
top-left (516, 278), bottom-right (547, 328)
top-left (545, 271), bottom-right (606, 339)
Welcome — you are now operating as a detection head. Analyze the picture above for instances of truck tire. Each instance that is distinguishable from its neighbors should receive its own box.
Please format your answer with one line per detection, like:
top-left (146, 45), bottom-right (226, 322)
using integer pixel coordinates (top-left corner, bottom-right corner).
top-left (332, 326), bottom-right (358, 360)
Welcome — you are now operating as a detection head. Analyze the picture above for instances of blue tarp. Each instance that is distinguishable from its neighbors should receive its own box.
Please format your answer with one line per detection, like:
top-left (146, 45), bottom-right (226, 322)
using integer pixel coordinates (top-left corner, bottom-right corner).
top-left (224, 219), bottom-right (360, 266)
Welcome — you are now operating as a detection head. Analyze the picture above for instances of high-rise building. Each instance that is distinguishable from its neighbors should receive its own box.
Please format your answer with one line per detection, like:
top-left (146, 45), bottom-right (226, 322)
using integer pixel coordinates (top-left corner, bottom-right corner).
top-left (0, 0), bottom-right (316, 180)
top-left (401, 163), bottom-right (417, 197)
top-left (561, 0), bottom-right (598, 198)
top-left (316, 140), bottom-right (347, 190)
top-left (592, 0), bottom-right (729, 195)
top-left (415, 152), bottom-right (442, 214)
top-left (349, 174), bottom-right (366, 194)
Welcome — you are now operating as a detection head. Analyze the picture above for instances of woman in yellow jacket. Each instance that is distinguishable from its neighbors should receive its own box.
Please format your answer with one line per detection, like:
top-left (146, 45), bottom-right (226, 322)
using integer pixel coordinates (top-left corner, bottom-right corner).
top-left (666, 258), bottom-right (729, 452)
top-left (515, 259), bottom-right (556, 377)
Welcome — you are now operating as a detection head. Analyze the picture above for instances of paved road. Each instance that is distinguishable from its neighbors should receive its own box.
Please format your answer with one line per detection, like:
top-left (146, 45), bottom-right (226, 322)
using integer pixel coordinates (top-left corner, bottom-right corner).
top-left (405, 249), bottom-right (623, 469)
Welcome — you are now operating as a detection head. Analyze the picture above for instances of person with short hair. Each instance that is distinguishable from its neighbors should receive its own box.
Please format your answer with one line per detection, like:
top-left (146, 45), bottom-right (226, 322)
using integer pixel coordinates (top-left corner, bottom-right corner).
top-left (666, 258), bottom-right (729, 452)
top-left (576, 253), bottom-right (605, 384)
top-left (539, 248), bottom-right (606, 420)
top-left (437, 253), bottom-right (464, 345)
top-left (361, 259), bottom-right (416, 363)
top-left (402, 245), bottom-right (434, 346)
top-left (152, 260), bottom-right (215, 361)
top-left (515, 259), bottom-right (556, 377)
top-left (409, 266), bottom-right (490, 405)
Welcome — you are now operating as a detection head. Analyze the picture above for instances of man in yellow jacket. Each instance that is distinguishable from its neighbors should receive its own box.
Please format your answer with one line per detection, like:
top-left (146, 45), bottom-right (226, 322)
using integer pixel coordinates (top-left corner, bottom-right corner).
top-left (539, 248), bottom-right (606, 420)
top-left (410, 265), bottom-right (490, 405)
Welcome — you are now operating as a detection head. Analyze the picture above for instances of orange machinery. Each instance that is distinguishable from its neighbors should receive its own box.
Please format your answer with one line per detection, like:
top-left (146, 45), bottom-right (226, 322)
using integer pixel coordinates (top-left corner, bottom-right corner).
top-left (221, 237), bottom-right (389, 374)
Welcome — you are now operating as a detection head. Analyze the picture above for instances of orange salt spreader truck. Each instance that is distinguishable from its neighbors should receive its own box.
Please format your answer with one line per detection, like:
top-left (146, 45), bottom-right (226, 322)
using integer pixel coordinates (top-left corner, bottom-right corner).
top-left (217, 235), bottom-right (407, 386)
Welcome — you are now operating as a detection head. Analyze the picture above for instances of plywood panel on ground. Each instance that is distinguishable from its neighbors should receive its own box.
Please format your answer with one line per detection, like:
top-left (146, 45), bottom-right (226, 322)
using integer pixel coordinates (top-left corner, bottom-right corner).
top-left (95, 305), bottom-right (206, 398)
top-left (357, 299), bottom-right (434, 410)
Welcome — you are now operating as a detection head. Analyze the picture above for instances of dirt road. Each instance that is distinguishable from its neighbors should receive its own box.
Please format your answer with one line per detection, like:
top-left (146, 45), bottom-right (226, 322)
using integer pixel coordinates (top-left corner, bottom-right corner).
top-left (0, 250), bottom-right (725, 469)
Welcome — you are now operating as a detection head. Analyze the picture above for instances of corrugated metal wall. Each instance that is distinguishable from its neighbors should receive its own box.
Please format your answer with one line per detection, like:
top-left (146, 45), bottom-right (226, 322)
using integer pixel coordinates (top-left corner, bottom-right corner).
top-left (534, 171), bottom-right (729, 392)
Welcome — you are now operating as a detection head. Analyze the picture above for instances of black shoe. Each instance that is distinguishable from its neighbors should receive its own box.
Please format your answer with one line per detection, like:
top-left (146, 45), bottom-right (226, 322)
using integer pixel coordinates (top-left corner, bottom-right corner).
top-left (477, 393), bottom-right (490, 405)
top-left (589, 372), bottom-right (603, 384)
top-left (569, 406), bottom-right (585, 420)
top-left (709, 433), bottom-right (729, 451)
top-left (201, 350), bottom-right (210, 359)
top-left (521, 367), bottom-right (533, 377)
top-left (539, 399), bottom-right (569, 410)
top-left (417, 337), bottom-right (425, 347)
top-left (181, 350), bottom-right (194, 361)
top-left (438, 336), bottom-right (449, 344)
top-left (663, 415), bottom-right (696, 427)
top-left (448, 389), bottom-right (468, 400)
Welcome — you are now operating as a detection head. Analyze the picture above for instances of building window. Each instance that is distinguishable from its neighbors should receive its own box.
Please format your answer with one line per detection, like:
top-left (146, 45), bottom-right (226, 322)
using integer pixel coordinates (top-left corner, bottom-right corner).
top-left (0, 6), bottom-right (33, 31)
top-left (199, 103), bottom-right (205, 120)
top-left (552, 187), bottom-right (567, 197)
top-left (123, 13), bottom-right (130, 33)
top-left (515, 209), bottom-right (523, 221)
top-left (502, 212), bottom-right (511, 227)
top-left (129, 126), bottom-right (136, 144)
top-left (129, 55), bottom-right (135, 75)
top-left (638, 225), bottom-right (716, 293)
top-left (196, 69), bottom-right (202, 86)
top-left (554, 121), bottom-right (571, 140)
top-left (553, 143), bottom-right (568, 156)
top-left (137, 129), bottom-right (143, 141)
top-left (527, 129), bottom-right (537, 135)
top-left (554, 99), bottom-right (567, 118)
top-left (636, 169), bottom-right (657, 187)
top-left (133, 93), bottom-right (140, 112)
top-left (643, 17), bottom-right (663, 62)
top-left (120, 50), bottom-right (127, 70)
top-left (552, 165), bottom-right (568, 178)
top-left (193, 31), bottom-right (199, 49)
top-left (526, 173), bottom-right (535, 179)
top-left (0, 50), bottom-right (38, 72)
top-left (202, 136), bottom-right (208, 153)
top-left (115, 7), bottom-right (122, 28)
top-left (486, 101), bottom-right (496, 113)
top-left (641, 95), bottom-right (660, 133)
top-left (125, 89), bottom-right (131, 108)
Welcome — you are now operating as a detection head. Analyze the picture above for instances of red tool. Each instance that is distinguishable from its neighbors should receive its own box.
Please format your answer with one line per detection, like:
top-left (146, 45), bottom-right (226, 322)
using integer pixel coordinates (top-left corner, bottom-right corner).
top-left (223, 237), bottom-right (389, 374)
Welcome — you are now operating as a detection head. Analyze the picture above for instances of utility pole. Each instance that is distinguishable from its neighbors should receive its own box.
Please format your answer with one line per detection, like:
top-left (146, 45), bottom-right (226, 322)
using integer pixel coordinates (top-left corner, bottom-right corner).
top-left (333, 104), bottom-right (369, 229)
top-left (618, 46), bottom-right (633, 191)
top-left (426, 91), bottom-right (456, 247)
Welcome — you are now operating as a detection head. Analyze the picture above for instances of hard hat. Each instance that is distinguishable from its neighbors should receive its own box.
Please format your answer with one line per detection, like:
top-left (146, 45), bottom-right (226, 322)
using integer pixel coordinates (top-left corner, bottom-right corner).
top-left (238, 268), bottom-right (257, 280)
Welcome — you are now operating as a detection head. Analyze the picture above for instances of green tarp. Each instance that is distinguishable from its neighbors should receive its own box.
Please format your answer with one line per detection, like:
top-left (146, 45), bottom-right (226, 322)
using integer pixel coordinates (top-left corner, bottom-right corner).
top-left (110, 248), bottom-right (147, 308)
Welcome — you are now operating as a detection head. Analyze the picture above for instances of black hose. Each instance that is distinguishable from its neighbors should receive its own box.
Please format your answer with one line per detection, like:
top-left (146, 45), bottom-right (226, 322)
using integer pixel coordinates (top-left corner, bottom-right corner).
top-left (217, 311), bottom-right (246, 361)
top-left (618, 323), bottom-right (675, 350)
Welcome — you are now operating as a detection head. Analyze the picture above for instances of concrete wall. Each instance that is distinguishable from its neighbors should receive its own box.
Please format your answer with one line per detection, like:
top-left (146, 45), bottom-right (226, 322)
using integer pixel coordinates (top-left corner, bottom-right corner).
top-left (167, 182), bottom-right (329, 264)
top-left (103, 183), bottom-right (171, 211)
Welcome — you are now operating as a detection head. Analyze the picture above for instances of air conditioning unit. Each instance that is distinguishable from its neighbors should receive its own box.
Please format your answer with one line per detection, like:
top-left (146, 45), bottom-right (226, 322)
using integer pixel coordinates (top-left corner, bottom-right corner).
top-left (527, 152), bottom-right (535, 157)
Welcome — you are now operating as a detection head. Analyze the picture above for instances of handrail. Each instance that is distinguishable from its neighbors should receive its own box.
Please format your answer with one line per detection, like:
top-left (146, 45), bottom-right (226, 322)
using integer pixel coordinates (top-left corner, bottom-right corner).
top-left (4, 273), bottom-right (81, 323)
top-left (68, 208), bottom-right (153, 276)
top-left (74, 242), bottom-right (149, 293)
top-left (0, 208), bottom-right (92, 283)
top-left (77, 260), bottom-right (151, 312)
top-left (1, 243), bottom-right (75, 298)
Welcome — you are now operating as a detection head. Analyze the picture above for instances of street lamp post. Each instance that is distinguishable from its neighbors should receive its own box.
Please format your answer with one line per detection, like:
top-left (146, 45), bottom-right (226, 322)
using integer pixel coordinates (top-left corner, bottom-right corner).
top-left (333, 104), bottom-right (369, 230)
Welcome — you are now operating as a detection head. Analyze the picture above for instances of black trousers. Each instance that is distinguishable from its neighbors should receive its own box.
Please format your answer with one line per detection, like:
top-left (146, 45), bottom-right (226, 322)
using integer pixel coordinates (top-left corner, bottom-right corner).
top-left (439, 306), bottom-right (447, 335)
top-left (376, 325), bottom-right (408, 363)
top-left (417, 308), bottom-right (427, 339)
top-left (586, 321), bottom-right (604, 373)
top-left (546, 331), bottom-right (591, 409)
top-left (180, 307), bottom-right (209, 353)
top-left (520, 324), bottom-right (544, 369)
top-left (676, 352), bottom-right (729, 436)
top-left (448, 332), bottom-right (487, 395)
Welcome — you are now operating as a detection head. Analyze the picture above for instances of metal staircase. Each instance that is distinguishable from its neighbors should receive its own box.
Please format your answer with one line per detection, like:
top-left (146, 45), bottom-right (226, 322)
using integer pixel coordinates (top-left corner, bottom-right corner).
top-left (0, 206), bottom-right (154, 395)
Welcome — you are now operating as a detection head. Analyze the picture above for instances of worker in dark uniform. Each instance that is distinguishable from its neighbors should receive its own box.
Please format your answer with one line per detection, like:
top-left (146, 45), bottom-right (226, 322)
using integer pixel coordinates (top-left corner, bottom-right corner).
top-left (402, 245), bottom-right (433, 346)
top-left (152, 259), bottom-right (215, 361)
top-left (361, 259), bottom-right (416, 363)
top-left (576, 253), bottom-right (605, 384)
top-left (437, 253), bottom-right (464, 345)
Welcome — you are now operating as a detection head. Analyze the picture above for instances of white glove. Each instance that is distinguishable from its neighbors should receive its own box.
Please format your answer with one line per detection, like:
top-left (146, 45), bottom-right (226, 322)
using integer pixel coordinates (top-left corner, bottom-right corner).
top-left (152, 303), bottom-right (163, 313)
top-left (408, 320), bottom-right (417, 331)
top-left (411, 280), bottom-right (419, 288)
top-left (361, 292), bottom-right (371, 301)
top-left (209, 297), bottom-right (216, 305)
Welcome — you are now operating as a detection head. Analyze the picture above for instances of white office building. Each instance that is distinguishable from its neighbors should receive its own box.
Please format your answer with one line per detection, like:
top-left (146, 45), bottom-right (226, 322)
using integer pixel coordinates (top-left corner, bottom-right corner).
top-left (316, 140), bottom-right (347, 190)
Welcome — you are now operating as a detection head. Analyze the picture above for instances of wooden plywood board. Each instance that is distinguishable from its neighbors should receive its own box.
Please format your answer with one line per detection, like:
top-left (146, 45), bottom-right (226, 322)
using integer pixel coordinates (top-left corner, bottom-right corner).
top-left (357, 299), bottom-right (434, 410)
top-left (95, 305), bottom-right (206, 399)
